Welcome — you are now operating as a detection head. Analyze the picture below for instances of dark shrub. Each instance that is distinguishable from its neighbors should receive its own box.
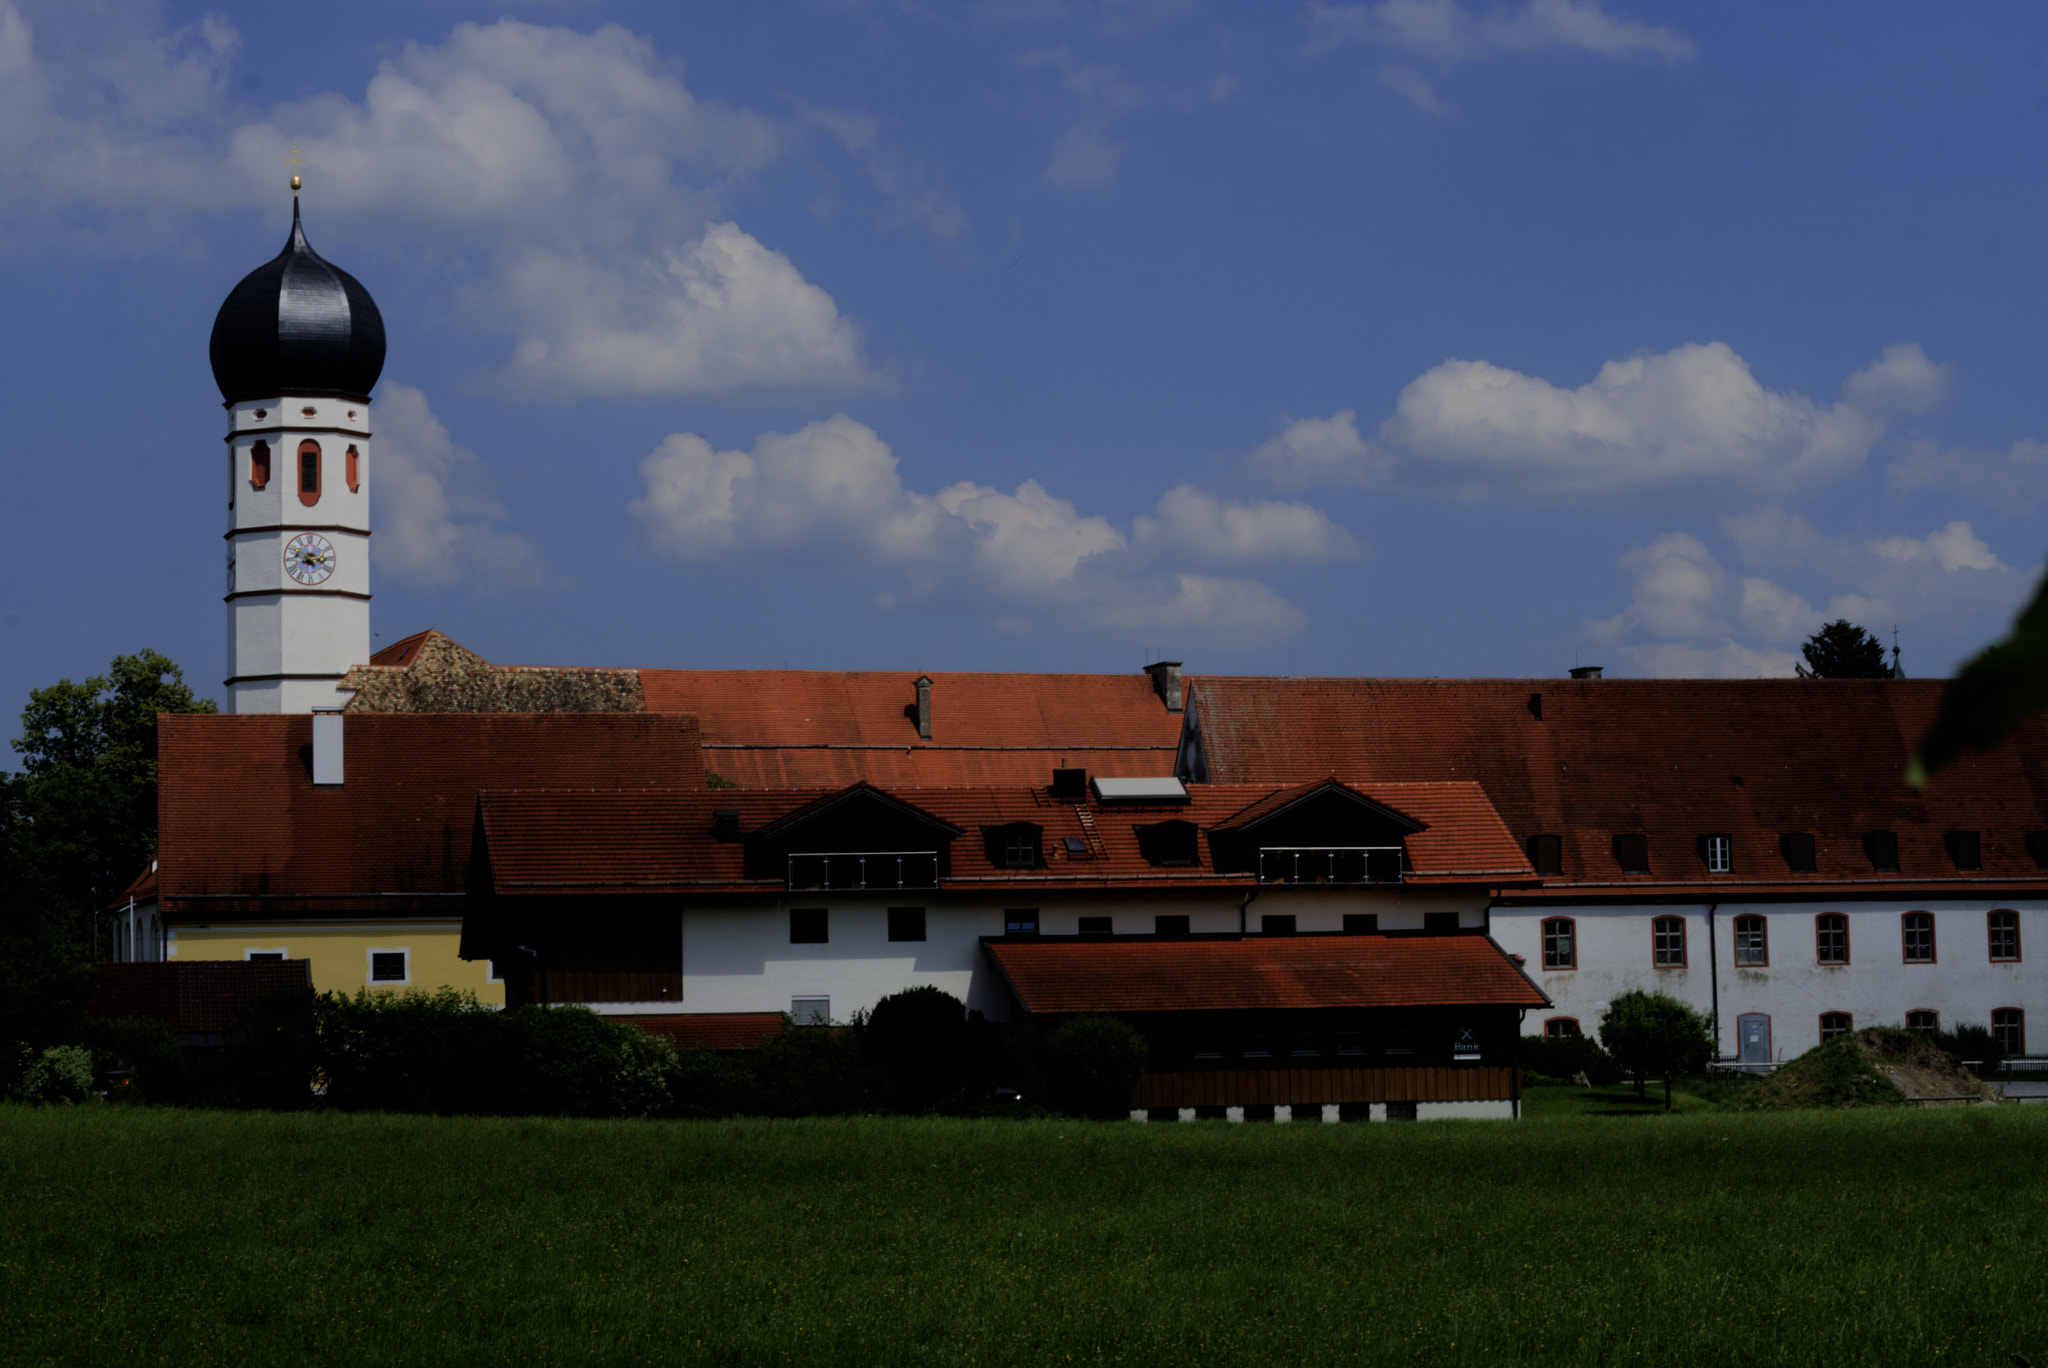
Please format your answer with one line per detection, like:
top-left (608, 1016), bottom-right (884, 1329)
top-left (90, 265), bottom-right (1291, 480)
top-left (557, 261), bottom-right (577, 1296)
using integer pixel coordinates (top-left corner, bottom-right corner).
top-left (862, 986), bottom-right (967, 1111)
top-left (223, 988), bottom-right (326, 1109)
top-left (1042, 1015), bottom-right (1149, 1119)
top-left (319, 989), bottom-right (506, 1114)
top-left (86, 1015), bottom-right (193, 1105)
top-left (750, 1020), bottom-right (879, 1117)
top-left (502, 1005), bottom-right (673, 1119)
top-left (1517, 1031), bottom-right (1624, 1087)
top-left (667, 1044), bottom-right (757, 1119)
top-left (1932, 1023), bottom-right (2004, 1071)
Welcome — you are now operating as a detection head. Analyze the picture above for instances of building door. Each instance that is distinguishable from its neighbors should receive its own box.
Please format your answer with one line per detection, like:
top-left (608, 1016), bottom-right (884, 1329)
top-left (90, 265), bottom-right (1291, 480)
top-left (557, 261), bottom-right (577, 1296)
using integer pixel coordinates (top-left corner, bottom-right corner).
top-left (1738, 1013), bottom-right (1771, 1065)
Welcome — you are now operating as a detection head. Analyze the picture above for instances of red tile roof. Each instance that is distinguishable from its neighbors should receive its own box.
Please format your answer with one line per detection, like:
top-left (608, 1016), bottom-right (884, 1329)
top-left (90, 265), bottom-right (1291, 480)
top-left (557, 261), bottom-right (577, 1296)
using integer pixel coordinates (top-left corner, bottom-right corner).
top-left (1183, 677), bottom-right (2048, 896)
top-left (983, 934), bottom-right (1549, 1013)
top-left (155, 712), bottom-right (703, 915)
top-left (89, 960), bottom-right (313, 1034)
top-left (642, 668), bottom-right (1182, 788)
top-left (368, 627), bottom-right (443, 668)
top-left (613, 1013), bottom-right (784, 1051)
top-left (474, 780), bottom-right (1528, 895)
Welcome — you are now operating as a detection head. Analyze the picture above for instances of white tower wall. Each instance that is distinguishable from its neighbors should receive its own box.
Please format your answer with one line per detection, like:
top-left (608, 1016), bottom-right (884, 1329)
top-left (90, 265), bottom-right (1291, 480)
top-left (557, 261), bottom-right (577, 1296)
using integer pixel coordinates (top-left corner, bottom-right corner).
top-left (223, 394), bottom-right (372, 714)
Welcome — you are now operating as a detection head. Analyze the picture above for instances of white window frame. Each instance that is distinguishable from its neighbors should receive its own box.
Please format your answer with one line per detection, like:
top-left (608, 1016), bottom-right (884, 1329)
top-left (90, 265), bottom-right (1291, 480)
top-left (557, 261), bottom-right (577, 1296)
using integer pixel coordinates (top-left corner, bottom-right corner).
top-left (366, 946), bottom-right (412, 987)
top-left (243, 947), bottom-right (289, 961)
top-left (1705, 834), bottom-right (1732, 874)
top-left (791, 995), bottom-right (830, 1027)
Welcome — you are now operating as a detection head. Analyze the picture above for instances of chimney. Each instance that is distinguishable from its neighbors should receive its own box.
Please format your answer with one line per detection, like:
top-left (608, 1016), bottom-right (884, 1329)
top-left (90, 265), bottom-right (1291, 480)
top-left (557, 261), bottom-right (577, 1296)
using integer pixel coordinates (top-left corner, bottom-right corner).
top-left (914, 675), bottom-right (932, 741)
top-left (1143, 660), bottom-right (1183, 712)
top-left (311, 709), bottom-right (344, 787)
top-left (712, 809), bottom-right (742, 842)
top-left (1050, 763), bottom-right (1088, 800)
top-left (1568, 666), bottom-right (1604, 680)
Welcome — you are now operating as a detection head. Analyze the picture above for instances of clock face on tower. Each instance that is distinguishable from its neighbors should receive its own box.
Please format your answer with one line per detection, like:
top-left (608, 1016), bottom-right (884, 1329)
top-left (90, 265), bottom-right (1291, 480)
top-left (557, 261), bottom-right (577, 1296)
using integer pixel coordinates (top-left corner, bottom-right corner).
top-left (284, 533), bottom-right (337, 585)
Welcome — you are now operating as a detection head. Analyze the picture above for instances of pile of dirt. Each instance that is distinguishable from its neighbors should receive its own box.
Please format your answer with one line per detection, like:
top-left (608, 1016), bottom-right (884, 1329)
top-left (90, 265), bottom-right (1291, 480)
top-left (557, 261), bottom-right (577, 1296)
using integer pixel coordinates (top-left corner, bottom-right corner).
top-left (1739, 1027), bottom-right (2006, 1112)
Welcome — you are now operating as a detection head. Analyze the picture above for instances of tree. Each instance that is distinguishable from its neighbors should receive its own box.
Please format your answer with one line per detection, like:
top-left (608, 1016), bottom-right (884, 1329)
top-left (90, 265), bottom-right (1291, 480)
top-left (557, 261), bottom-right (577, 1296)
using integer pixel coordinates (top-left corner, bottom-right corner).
top-left (1910, 563), bottom-right (2048, 784)
top-left (861, 985), bottom-right (967, 1111)
top-left (1, 651), bottom-right (215, 1051)
top-left (1597, 990), bottom-right (1716, 1112)
top-left (1796, 620), bottom-right (1892, 679)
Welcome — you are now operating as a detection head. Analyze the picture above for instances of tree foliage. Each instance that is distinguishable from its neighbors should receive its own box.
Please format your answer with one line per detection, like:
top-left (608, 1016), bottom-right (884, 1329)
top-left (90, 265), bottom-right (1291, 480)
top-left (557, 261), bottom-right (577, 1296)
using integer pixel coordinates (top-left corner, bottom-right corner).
top-left (1796, 620), bottom-right (1892, 679)
top-left (1910, 564), bottom-right (2048, 784)
top-left (1597, 990), bottom-right (1716, 1112)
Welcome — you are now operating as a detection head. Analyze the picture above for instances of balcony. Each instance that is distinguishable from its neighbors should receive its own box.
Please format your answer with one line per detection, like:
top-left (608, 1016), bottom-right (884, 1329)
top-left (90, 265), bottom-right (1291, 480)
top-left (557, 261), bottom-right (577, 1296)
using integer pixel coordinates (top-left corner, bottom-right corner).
top-left (787, 851), bottom-right (939, 891)
top-left (1256, 846), bottom-right (1404, 885)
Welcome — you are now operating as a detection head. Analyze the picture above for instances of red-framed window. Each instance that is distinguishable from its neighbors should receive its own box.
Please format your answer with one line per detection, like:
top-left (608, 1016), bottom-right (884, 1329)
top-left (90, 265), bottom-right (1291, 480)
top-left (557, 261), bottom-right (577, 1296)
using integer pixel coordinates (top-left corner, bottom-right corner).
top-left (1906, 1009), bottom-right (1939, 1033)
top-left (1652, 915), bottom-right (1686, 967)
top-left (1543, 1017), bottom-right (1581, 1038)
top-left (1902, 911), bottom-right (1935, 964)
top-left (1541, 917), bottom-right (1576, 970)
top-left (1992, 1008), bottom-right (2025, 1057)
top-left (249, 440), bottom-right (271, 489)
top-left (1989, 909), bottom-right (2021, 962)
top-left (1819, 1011), bottom-right (1852, 1042)
top-left (345, 444), bottom-right (361, 492)
top-left (1733, 914), bottom-right (1768, 966)
top-left (1815, 913), bottom-right (1848, 965)
top-left (298, 440), bottom-right (321, 507)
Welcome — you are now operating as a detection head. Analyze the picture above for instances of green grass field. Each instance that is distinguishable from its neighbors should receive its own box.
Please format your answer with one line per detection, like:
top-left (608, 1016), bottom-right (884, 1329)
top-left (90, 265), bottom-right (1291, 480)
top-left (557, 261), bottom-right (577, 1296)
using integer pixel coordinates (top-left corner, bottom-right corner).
top-left (2, 1104), bottom-right (2042, 1366)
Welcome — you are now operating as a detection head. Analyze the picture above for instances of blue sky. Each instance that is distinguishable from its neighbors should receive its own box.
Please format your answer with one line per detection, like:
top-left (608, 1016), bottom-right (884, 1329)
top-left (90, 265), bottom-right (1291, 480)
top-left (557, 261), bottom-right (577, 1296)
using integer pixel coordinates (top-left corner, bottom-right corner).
top-left (3, 0), bottom-right (2045, 729)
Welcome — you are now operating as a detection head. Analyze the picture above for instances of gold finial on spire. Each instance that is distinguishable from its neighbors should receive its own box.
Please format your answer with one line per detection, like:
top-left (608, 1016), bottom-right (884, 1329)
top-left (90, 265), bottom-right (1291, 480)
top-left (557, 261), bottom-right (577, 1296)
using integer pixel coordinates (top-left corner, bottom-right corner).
top-left (287, 144), bottom-right (304, 194)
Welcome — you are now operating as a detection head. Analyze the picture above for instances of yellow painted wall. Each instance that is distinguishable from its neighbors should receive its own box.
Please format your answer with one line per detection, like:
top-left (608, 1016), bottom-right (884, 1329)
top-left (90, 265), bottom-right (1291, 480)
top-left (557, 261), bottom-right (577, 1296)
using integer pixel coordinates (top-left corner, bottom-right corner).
top-left (165, 920), bottom-right (505, 1005)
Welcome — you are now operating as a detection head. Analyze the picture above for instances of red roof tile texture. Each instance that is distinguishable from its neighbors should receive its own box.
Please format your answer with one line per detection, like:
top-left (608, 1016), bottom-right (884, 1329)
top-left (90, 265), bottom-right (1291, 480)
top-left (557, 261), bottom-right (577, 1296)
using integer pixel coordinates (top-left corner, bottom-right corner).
top-left (613, 1013), bottom-right (785, 1051)
top-left (475, 780), bottom-right (1528, 894)
top-left (1184, 677), bottom-right (2048, 893)
top-left (642, 668), bottom-right (1182, 788)
top-left (155, 713), bottom-right (703, 912)
top-left (89, 960), bottom-right (313, 1034)
top-left (984, 934), bottom-right (1549, 1013)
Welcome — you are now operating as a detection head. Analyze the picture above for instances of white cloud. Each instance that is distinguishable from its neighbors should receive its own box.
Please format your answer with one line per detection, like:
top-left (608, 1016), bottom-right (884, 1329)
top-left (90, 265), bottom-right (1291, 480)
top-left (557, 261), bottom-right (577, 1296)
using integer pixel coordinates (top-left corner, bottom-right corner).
top-left (1888, 436), bottom-right (2048, 513)
top-left (1044, 122), bottom-right (1121, 187)
top-left (1247, 409), bottom-right (1385, 489)
top-left (0, 9), bottom-right (904, 400)
top-left (799, 101), bottom-right (969, 240)
top-left (1305, 0), bottom-right (1695, 64)
top-left (371, 384), bottom-right (548, 593)
top-left (1252, 342), bottom-right (1940, 503)
top-left (630, 415), bottom-right (1354, 645)
top-left (1379, 65), bottom-right (1456, 114)
top-left (482, 224), bottom-right (892, 400)
top-left (1839, 342), bottom-right (1953, 418)
top-left (1590, 508), bottom-right (2035, 678)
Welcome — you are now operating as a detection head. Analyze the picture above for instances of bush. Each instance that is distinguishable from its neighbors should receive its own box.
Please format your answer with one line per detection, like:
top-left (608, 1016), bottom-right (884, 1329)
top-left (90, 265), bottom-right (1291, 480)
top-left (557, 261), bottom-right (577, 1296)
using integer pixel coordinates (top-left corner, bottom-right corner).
top-left (8, 1043), bottom-right (94, 1104)
top-left (749, 1020), bottom-right (879, 1117)
top-left (1517, 1031), bottom-right (1624, 1087)
top-left (1042, 1016), bottom-right (1149, 1119)
top-left (501, 1005), bottom-right (675, 1119)
top-left (1931, 1023), bottom-right (2004, 1071)
top-left (85, 1016), bottom-right (192, 1105)
top-left (861, 986), bottom-right (967, 1112)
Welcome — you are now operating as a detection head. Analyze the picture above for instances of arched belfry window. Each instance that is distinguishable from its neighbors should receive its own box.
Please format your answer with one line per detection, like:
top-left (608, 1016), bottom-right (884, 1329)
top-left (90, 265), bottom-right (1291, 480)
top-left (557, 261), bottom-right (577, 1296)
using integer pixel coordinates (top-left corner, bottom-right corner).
top-left (345, 444), bottom-right (361, 492)
top-left (298, 440), bottom-right (321, 507)
top-left (250, 440), bottom-right (271, 489)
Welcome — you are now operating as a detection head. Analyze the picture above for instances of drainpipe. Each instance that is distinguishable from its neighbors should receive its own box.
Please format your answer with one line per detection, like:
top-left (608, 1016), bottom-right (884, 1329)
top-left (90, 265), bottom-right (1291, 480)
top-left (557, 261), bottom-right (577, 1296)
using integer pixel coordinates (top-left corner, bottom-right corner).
top-left (1706, 903), bottom-right (1720, 1059)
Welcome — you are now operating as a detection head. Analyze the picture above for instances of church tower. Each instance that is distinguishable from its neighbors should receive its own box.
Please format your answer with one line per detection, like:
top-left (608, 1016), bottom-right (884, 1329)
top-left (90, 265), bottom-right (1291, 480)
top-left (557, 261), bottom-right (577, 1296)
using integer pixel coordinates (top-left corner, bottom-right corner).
top-left (208, 176), bottom-right (386, 713)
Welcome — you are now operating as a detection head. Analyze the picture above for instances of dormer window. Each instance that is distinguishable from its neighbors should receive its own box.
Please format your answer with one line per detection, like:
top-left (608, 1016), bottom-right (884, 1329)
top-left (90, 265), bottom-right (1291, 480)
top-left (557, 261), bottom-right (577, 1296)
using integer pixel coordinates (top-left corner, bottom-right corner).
top-left (1864, 830), bottom-right (1899, 872)
top-left (250, 440), bottom-right (271, 489)
top-left (1780, 833), bottom-right (1817, 873)
top-left (1701, 834), bottom-right (1731, 874)
top-left (1944, 830), bottom-right (1981, 871)
top-left (1612, 833), bottom-right (1650, 874)
top-left (298, 440), bottom-right (321, 507)
top-left (1527, 834), bottom-right (1563, 876)
top-left (1135, 820), bottom-right (1200, 867)
top-left (984, 822), bottom-right (1043, 869)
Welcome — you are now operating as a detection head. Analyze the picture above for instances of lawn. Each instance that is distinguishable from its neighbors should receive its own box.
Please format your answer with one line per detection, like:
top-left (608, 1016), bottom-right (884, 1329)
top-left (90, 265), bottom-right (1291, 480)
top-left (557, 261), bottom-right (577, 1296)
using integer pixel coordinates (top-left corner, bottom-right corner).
top-left (2, 1104), bottom-right (2042, 1367)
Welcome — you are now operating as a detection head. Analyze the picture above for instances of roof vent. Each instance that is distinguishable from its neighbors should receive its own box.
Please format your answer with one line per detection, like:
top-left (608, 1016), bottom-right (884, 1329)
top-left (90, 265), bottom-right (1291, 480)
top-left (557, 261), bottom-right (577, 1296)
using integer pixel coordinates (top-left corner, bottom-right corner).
top-left (1143, 660), bottom-right (1183, 712)
top-left (1050, 764), bottom-right (1088, 800)
top-left (713, 809), bottom-right (742, 842)
top-left (913, 675), bottom-right (932, 741)
top-left (311, 710), bottom-right (343, 787)
top-left (1568, 665), bottom-right (1604, 680)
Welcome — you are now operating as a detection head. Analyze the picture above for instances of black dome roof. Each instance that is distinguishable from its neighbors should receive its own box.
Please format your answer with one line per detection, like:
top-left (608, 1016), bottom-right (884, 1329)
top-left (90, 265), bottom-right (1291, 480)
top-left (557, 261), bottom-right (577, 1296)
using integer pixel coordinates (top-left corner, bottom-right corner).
top-left (209, 200), bottom-right (385, 403)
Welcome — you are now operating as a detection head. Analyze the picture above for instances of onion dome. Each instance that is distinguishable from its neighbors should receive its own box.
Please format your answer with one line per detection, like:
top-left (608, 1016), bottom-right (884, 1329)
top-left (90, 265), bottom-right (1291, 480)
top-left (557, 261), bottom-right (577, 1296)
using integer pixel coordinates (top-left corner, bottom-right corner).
top-left (209, 198), bottom-right (385, 403)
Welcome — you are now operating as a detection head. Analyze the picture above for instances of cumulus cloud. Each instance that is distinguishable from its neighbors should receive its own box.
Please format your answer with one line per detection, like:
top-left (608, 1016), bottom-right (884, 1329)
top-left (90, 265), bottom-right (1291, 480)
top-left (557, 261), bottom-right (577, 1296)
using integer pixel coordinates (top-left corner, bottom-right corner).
top-left (1249, 341), bottom-right (1951, 504)
top-left (1888, 436), bottom-right (2048, 514)
top-left (1304, 0), bottom-right (1695, 64)
top-left (1379, 65), bottom-right (1456, 114)
top-left (0, 8), bottom-right (910, 398)
top-left (1017, 44), bottom-right (1212, 188)
top-left (371, 384), bottom-right (548, 593)
top-left (1587, 508), bottom-right (2034, 677)
top-left (630, 415), bottom-right (1357, 645)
